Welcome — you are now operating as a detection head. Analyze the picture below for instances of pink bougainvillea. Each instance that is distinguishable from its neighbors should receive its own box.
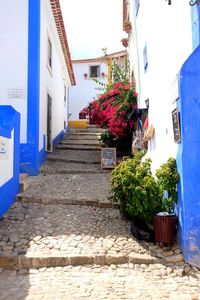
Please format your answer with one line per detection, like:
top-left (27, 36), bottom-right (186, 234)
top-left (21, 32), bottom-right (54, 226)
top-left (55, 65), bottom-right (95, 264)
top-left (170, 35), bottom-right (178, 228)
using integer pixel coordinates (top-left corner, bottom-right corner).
top-left (79, 81), bottom-right (138, 138)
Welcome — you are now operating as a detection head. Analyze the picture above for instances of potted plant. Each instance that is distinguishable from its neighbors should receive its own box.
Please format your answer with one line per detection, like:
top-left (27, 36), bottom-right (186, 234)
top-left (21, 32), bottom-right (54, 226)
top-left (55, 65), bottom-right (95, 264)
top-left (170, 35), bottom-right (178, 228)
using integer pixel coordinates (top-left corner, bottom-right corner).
top-left (154, 158), bottom-right (180, 245)
top-left (84, 73), bottom-right (88, 79)
top-left (121, 38), bottom-right (129, 48)
top-left (124, 20), bottom-right (132, 34)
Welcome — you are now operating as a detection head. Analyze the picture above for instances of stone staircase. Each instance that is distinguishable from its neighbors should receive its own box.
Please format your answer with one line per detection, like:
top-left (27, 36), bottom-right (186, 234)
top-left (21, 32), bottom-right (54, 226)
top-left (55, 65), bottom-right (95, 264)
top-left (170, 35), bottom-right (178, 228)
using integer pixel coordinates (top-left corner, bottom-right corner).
top-left (0, 125), bottom-right (183, 270)
top-left (41, 125), bottom-right (103, 175)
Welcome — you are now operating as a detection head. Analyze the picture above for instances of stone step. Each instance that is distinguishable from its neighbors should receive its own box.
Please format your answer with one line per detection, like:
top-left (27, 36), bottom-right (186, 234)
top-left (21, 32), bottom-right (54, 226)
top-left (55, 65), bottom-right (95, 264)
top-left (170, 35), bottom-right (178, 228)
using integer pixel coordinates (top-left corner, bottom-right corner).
top-left (60, 140), bottom-right (100, 146)
top-left (0, 253), bottom-right (159, 269)
top-left (16, 173), bottom-right (112, 207)
top-left (0, 202), bottom-right (161, 269)
top-left (69, 132), bottom-right (102, 136)
top-left (19, 175), bottom-right (37, 193)
top-left (47, 156), bottom-right (100, 165)
top-left (20, 173), bottom-right (29, 180)
top-left (17, 195), bottom-right (117, 208)
top-left (56, 144), bottom-right (101, 151)
top-left (70, 128), bottom-right (106, 134)
top-left (40, 161), bottom-right (101, 175)
top-left (46, 150), bottom-right (100, 164)
top-left (88, 125), bottom-right (98, 128)
top-left (67, 134), bottom-right (100, 140)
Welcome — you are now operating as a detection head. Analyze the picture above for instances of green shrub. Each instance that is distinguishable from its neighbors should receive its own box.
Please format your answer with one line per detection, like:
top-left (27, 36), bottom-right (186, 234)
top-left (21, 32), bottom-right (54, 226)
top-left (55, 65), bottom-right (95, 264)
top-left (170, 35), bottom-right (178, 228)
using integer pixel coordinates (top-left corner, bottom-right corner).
top-left (111, 154), bottom-right (161, 223)
top-left (156, 157), bottom-right (179, 213)
top-left (99, 131), bottom-right (114, 147)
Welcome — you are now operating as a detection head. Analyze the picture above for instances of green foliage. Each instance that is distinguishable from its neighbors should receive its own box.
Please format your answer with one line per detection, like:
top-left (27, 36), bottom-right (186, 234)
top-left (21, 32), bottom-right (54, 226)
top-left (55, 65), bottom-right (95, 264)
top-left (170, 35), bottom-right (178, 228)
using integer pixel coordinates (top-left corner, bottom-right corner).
top-left (112, 59), bottom-right (130, 85)
top-left (93, 58), bottom-right (131, 93)
top-left (156, 158), bottom-right (179, 213)
top-left (99, 131), bottom-right (114, 147)
top-left (111, 154), bottom-right (161, 223)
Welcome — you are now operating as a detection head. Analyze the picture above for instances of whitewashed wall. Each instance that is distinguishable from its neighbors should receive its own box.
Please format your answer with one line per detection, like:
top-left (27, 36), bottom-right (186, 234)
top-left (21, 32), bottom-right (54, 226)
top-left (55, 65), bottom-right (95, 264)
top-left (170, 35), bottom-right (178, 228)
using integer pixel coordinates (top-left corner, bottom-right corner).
top-left (0, 131), bottom-right (14, 186)
top-left (0, 1), bottom-right (28, 143)
top-left (128, 0), bottom-right (193, 171)
top-left (40, 0), bottom-right (71, 151)
top-left (69, 62), bottom-right (107, 120)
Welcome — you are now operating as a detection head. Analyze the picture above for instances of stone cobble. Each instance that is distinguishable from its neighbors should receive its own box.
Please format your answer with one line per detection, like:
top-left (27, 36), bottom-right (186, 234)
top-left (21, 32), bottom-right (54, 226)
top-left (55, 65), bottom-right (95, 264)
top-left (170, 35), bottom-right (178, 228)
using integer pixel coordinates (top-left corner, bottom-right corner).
top-left (0, 203), bottom-right (148, 258)
top-left (0, 263), bottom-right (200, 300)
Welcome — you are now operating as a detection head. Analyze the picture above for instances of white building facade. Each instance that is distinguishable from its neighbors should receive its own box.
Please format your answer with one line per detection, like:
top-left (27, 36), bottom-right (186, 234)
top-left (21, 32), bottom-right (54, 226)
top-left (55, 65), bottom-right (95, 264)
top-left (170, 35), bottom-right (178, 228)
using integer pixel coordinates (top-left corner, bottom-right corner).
top-left (124, 0), bottom-right (200, 266)
top-left (0, 0), bottom-right (75, 175)
top-left (69, 51), bottom-right (127, 120)
top-left (124, 0), bottom-right (193, 171)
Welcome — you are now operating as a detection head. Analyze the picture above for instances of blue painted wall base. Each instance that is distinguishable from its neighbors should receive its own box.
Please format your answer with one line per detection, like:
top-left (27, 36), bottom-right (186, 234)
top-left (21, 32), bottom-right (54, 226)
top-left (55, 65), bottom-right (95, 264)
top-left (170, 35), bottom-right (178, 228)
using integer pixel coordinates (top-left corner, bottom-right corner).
top-left (0, 106), bottom-right (20, 217)
top-left (178, 45), bottom-right (200, 266)
top-left (20, 0), bottom-right (41, 176)
top-left (53, 130), bottom-right (65, 149)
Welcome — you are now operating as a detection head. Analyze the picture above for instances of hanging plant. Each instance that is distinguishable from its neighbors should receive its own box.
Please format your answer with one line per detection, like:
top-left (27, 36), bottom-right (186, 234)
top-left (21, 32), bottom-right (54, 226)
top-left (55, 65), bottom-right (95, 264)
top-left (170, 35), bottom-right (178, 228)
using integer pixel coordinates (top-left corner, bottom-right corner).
top-left (124, 20), bottom-right (132, 34)
top-left (121, 38), bottom-right (129, 48)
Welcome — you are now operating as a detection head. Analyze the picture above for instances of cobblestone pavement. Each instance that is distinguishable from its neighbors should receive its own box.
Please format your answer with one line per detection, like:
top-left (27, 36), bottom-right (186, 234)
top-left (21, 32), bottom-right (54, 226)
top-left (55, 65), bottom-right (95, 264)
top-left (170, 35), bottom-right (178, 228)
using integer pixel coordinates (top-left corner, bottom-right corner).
top-left (17, 174), bottom-right (112, 205)
top-left (0, 203), bottom-right (148, 258)
top-left (0, 264), bottom-right (200, 300)
top-left (1, 126), bottom-right (200, 298)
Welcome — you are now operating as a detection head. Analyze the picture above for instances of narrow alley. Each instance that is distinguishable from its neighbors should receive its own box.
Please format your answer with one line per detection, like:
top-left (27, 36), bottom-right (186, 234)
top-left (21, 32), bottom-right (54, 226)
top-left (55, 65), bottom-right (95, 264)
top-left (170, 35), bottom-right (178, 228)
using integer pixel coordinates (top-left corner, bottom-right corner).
top-left (0, 126), bottom-right (200, 299)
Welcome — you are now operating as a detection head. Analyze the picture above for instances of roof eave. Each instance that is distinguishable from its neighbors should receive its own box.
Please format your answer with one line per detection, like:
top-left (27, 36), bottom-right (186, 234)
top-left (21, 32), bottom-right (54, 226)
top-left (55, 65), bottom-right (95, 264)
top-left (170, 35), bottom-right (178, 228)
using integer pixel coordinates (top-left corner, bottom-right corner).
top-left (50, 0), bottom-right (76, 86)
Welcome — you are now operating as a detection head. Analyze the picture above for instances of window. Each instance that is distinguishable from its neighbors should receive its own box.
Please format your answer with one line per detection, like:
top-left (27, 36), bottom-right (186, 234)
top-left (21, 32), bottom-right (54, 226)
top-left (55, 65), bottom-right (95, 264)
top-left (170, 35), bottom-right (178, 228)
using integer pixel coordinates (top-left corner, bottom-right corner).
top-left (143, 44), bottom-right (148, 72)
top-left (47, 38), bottom-right (52, 70)
top-left (135, 0), bottom-right (140, 16)
top-left (90, 65), bottom-right (100, 78)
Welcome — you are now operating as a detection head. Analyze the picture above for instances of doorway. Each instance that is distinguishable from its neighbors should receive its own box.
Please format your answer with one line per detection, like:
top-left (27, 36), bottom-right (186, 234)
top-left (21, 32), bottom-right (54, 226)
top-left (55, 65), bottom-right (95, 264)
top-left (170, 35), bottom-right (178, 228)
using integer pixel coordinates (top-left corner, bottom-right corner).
top-left (47, 94), bottom-right (52, 152)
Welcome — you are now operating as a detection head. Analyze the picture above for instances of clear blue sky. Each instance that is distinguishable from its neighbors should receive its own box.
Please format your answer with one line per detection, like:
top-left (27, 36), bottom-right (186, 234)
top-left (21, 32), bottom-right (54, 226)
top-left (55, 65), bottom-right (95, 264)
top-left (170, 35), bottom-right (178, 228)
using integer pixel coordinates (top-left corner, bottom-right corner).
top-left (60, 0), bottom-right (124, 59)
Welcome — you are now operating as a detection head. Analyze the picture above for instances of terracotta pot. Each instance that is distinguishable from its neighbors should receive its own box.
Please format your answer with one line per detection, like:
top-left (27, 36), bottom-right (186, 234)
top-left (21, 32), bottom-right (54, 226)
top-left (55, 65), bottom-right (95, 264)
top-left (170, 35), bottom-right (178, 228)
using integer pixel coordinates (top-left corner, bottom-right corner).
top-left (122, 40), bottom-right (128, 48)
top-left (153, 215), bottom-right (178, 245)
top-left (124, 25), bottom-right (131, 34)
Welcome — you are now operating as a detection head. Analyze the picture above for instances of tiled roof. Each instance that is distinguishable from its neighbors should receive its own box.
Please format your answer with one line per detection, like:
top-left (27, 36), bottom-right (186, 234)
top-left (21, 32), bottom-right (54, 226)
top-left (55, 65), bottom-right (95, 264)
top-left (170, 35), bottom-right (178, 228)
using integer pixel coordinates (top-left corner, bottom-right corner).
top-left (50, 0), bottom-right (76, 85)
top-left (72, 50), bottom-right (127, 64)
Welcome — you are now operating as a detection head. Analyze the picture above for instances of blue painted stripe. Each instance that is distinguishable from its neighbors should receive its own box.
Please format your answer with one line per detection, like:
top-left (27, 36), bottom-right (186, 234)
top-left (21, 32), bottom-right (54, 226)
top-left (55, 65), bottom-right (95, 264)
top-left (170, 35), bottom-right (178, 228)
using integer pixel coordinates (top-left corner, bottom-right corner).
top-left (66, 126), bottom-right (70, 133)
top-left (0, 127), bottom-right (11, 138)
top-left (38, 135), bottom-right (47, 166)
top-left (0, 178), bottom-right (18, 218)
top-left (20, 0), bottom-right (41, 176)
top-left (53, 130), bottom-right (65, 149)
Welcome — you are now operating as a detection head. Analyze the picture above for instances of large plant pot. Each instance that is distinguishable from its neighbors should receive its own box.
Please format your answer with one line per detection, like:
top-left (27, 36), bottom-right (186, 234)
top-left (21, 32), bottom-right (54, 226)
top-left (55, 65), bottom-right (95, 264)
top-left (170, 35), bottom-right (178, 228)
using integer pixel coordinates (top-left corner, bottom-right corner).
top-left (153, 215), bottom-right (178, 245)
